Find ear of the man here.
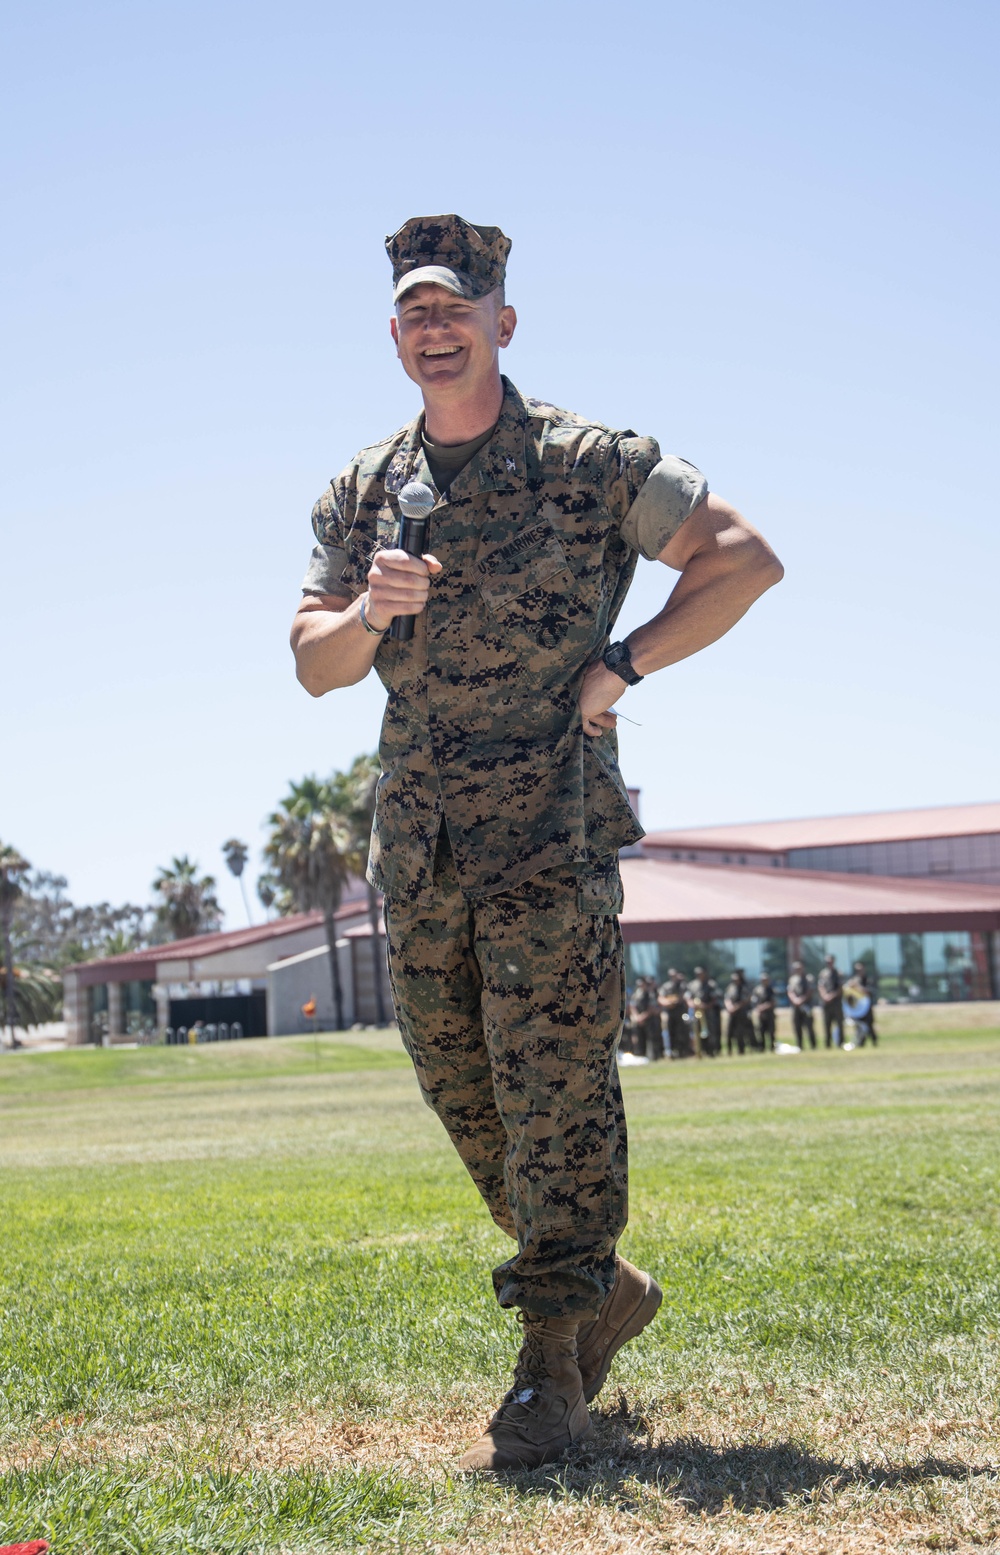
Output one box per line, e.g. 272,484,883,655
498,305,517,349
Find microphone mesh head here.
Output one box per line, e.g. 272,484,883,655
398,481,436,518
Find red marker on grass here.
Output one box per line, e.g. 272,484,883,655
0,1541,49,1553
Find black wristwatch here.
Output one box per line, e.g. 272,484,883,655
603,640,644,686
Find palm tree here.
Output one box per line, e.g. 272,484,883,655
331,753,388,1025
2,964,62,1030
222,838,254,926
263,777,354,1030
0,842,30,1048
101,929,138,958
152,857,223,942
256,873,278,917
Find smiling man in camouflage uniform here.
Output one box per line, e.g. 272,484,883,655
291,215,783,1470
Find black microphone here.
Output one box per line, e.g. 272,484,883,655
389,481,436,642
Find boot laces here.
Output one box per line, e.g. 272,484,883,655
489,1316,550,1427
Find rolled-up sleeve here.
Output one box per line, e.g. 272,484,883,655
301,485,353,600
619,455,709,559
602,432,662,526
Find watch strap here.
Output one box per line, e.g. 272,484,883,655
603,640,644,686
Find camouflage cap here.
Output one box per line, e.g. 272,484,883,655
386,214,511,304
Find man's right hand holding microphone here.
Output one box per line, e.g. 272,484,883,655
361,479,441,640
362,547,443,636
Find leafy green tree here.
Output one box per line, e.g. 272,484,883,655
222,838,254,926
9,870,73,966
263,777,354,1030
101,929,139,958
75,905,149,960
13,872,148,967
152,857,222,942
1,866,149,1034
0,842,30,1047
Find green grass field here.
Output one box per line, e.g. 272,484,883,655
1,1010,999,1553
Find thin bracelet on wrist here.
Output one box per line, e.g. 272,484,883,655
359,593,387,637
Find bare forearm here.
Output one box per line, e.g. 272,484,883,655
290,547,443,698
577,497,782,734
628,540,783,677
292,595,381,696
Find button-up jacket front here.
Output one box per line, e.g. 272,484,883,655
313,379,668,903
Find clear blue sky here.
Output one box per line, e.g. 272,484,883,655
3,0,997,927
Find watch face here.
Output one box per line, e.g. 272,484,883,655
604,641,641,685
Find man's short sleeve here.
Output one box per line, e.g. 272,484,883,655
602,433,662,528
620,455,709,560
301,485,354,600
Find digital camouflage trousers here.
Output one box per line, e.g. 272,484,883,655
384,831,628,1318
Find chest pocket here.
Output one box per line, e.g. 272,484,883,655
478,533,575,652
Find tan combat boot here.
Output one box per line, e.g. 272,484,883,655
458,1314,593,1471
575,1255,662,1403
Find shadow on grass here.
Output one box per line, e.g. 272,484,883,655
496,1397,993,1514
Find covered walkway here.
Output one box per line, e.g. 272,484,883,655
619,857,1000,1000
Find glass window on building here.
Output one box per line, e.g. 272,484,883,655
922,931,974,1001
872,934,901,975
629,930,995,1004
123,980,157,1038
733,939,765,981
627,943,660,980
801,930,991,1002
761,938,789,992
627,939,768,989
822,935,852,974
88,983,108,1043
846,935,877,983
785,833,1000,884
800,939,825,976
899,934,925,998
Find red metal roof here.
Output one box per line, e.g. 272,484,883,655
643,800,1000,854
65,900,371,985
618,857,1000,941
63,854,1000,987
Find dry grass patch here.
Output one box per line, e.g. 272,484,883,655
5,1390,999,1552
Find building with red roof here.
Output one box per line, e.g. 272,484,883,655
630,800,1000,999
62,800,1000,1043
642,800,1000,883
61,898,390,1045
